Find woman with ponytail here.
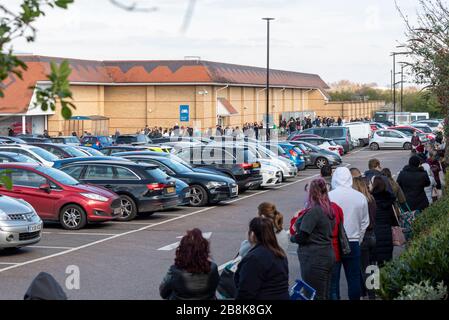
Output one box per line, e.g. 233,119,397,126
159,228,219,300
257,202,290,253
294,178,337,300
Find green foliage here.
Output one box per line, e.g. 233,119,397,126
395,281,447,300
403,90,443,118
411,196,449,238
329,87,391,102
379,203,449,300
0,172,12,190
0,0,74,119
34,60,76,119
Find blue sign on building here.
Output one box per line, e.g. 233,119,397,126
180,105,190,122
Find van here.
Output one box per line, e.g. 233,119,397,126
301,127,352,153
344,122,372,147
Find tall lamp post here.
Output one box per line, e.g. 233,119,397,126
263,17,274,141
391,51,409,125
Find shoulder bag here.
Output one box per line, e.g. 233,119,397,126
392,205,406,246
338,221,351,256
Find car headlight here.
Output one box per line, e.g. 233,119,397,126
0,209,10,221
80,193,108,202
206,181,227,189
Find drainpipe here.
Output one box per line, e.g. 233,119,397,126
215,85,229,126
256,88,267,123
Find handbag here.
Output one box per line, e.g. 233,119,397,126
392,206,406,246
216,255,241,299
398,203,418,234
338,221,351,256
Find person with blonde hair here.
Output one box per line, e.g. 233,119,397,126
257,202,289,252
352,177,377,299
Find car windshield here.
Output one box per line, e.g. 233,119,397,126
82,148,103,156
36,166,80,185
30,147,60,161
145,167,170,181
169,154,191,167
60,146,87,157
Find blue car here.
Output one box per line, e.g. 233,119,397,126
278,143,306,170
53,156,130,169
80,136,113,150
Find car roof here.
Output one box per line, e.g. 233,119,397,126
0,144,36,149
60,159,158,168
116,151,168,157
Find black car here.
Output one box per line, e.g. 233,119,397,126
50,136,81,145
175,145,263,191
288,141,342,169
115,134,153,145
60,160,179,221
30,143,87,159
16,135,52,143
0,152,38,163
101,146,149,156
122,154,238,206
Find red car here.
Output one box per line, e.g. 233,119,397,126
0,164,121,230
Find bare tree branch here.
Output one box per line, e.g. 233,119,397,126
109,0,158,12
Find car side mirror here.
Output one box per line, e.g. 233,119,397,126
39,183,51,193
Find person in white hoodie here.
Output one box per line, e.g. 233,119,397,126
421,163,437,204
329,167,370,300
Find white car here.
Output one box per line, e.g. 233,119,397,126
0,145,60,167
369,129,412,151
412,120,443,133
345,122,372,147
259,163,282,187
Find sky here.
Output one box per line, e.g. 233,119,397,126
8,0,422,87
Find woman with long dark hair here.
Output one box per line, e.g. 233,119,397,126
235,217,289,300
295,178,336,300
159,228,219,300
370,176,398,266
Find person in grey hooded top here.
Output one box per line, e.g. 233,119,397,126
329,167,369,301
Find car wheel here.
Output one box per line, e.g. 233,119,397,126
315,157,328,169
404,142,412,150
189,185,208,207
60,204,87,230
370,143,380,151
117,195,138,221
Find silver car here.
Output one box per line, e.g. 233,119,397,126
369,129,412,151
0,196,43,249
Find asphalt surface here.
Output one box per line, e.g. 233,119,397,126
0,148,410,300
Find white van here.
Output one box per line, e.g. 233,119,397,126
344,122,372,147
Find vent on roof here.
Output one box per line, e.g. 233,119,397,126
184,56,201,63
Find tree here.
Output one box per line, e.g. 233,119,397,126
397,0,449,162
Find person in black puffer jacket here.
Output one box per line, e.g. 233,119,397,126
397,156,431,212
159,228,219,300
370,176,398,266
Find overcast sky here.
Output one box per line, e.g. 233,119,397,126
10,0,421,87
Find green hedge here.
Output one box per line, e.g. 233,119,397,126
379,207,449,300
411,196,449,239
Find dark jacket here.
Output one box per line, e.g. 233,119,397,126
24,272,67,300
364,169,394,195
159,263,219,300
372,191,397,266
235,244,289,300
397,165,431,211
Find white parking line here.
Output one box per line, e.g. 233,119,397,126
43,232,120,236
29,246,75,250
0,262,19,265
0,173,322,274
105,221,157,226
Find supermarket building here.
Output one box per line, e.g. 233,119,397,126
0,55,384,136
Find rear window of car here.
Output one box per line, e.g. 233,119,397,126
116,136,138,144
99,136,112,144
324,129,344,138
144,167,171,181
60,146,86,158
81,137,97,144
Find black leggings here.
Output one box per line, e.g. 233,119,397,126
298,247,335,300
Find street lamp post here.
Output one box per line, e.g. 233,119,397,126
391,51,410,126
263,17,274,141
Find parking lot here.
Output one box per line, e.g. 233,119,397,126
0,148,410,299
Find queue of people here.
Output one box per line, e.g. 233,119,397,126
157,149,440,301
